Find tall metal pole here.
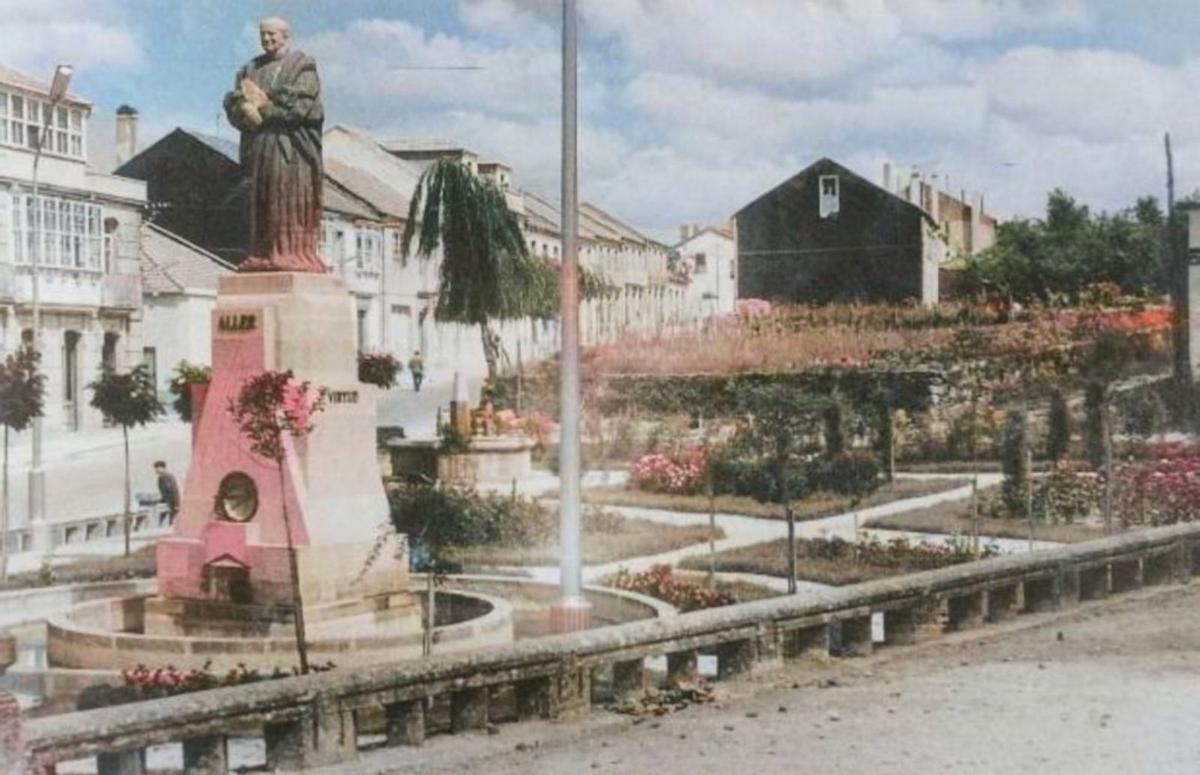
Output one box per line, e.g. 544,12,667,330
28,110,49,537
27,66,71,546
551,0,591,632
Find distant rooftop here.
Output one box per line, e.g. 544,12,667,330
0,64,91,106
382,138,476,155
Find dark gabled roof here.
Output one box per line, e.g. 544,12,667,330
178,129,240,164
735,157,936,228
115,127,241,177
140,222,235,294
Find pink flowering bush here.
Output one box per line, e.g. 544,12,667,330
735,298,772,318
629,447,708,495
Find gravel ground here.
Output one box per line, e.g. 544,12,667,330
325,583,1200,775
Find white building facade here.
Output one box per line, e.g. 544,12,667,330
0,66,146,432
674,224,737,318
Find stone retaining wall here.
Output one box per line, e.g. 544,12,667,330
19,522,1200,773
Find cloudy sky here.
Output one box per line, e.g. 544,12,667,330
4,0,1200,241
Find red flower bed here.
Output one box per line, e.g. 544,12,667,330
1115,454,1200,526
612,564,735,612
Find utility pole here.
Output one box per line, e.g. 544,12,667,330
28,65,73,548
1166,133,1188,382
551,0,591,632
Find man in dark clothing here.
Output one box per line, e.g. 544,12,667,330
155,461,181,519
408,350,425,392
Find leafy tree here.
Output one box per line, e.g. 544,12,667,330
1045,390,1071,468
88,365,164,556
1000,409,1030,518
401,159,613,380
0,346,45,580
1083,381,1107,471
734,384,831,594
168,361,211,423
822,391,848,456
230,370,326,674
965,189,1166,301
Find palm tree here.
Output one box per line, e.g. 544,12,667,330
401,159,611,380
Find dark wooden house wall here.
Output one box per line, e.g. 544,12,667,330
116,132,247,264
736,160,926,304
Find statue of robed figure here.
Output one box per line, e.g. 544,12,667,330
223,17,326,273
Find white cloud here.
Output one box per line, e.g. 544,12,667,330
980,47,1200,142
0,0,142,73
303,17,570,120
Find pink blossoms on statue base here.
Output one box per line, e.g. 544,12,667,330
223,16,326,273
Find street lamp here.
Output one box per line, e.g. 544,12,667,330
550,0,591,632
28,63,73,539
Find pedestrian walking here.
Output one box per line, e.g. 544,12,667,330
154,460,181,520
408,350,425,392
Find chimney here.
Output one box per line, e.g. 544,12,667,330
115,105,138,167
882,162,892,192
680,225,690,243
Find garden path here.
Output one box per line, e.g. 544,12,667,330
496,472,1063,592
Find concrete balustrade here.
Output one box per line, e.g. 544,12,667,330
17,523,1200,773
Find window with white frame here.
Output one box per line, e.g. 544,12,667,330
818,175,840,219
0,91,86,159
693,252,708,274
9,193,103,270
319,220,346,268
355,228,383,273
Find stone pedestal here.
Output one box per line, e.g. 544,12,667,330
151,273,417,645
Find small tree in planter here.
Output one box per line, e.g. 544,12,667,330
735,384,830,594
0,346,45,580
168,361,212,422
230,370,326,674
358,352,402,389
88,365,164,556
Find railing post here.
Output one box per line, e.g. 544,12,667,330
182,735,228,774
265,699,357,770
514,677,554,721
883,600,938,646
947,591,986,630
553,662,592,718
450,687,489,733
97,749,146,775
666,650,699,687
1078,565,1110,600
986,584,1021,620
783,623,831,661
384,699,426,746
1110,558,1143,594
610,659,645,703
837,616,873,657
716,638,755,680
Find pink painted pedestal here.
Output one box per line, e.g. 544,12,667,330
148,273,418,640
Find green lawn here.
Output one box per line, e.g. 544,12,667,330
457,516,723,568
581,477,969,521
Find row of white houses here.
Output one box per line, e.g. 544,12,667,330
0,64,735,433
